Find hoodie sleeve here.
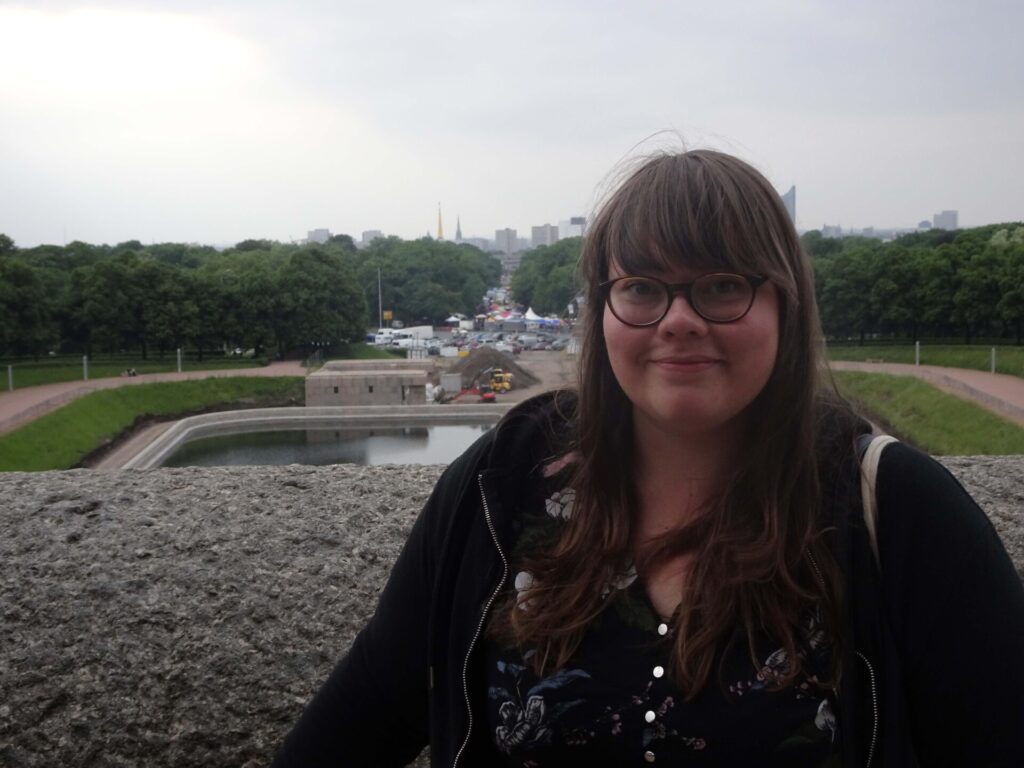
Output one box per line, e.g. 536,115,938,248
874,443,1024,768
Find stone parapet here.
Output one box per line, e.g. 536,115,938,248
1,457,1022,767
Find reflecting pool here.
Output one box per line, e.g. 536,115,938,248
162,424,495,467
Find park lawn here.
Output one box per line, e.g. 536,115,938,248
826,344,1024,378
833,371,1024,455
2,356,271,389
0,377,303,472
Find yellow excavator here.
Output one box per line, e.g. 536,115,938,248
446,367,513,403
488,368,513,393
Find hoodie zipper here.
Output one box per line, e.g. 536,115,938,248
806,551,880,768
856,651,879,768
452,474,509,768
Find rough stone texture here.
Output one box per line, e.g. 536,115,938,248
1,458,1022,767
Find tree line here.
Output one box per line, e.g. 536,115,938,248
4,221,1022,361
0,233,501,359
508,224,1024,344
808,224,1024,344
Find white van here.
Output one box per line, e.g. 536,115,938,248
373,328,395,346
390,331,415,348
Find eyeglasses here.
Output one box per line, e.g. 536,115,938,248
600,273,768,326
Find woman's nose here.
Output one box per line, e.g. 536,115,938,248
657,293,710,336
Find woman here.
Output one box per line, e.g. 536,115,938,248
273,150,1024,767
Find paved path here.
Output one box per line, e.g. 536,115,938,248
0,361,308,436
830,361,1024,427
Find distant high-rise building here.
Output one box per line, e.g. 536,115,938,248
495,228,518,255
437,203,444,240
361,230,383,247
781,186,796,224
559,216,585,239
531,224,559,248
307,228,331,244
933,210,958,230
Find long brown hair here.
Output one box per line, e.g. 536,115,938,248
503,149,857,696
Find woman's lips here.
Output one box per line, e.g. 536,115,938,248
649,356,721,375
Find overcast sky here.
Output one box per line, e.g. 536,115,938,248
1,0,1021,248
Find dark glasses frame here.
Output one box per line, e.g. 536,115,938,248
599,273,769,326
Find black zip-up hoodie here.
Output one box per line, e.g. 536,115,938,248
272,392,1024,767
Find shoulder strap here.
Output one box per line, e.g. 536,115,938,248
858,434,899,571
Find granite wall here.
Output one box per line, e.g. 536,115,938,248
1,457,1022,767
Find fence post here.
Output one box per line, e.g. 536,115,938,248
991,347,996,374
83,355,89,381
7,365,12,392
177,347,183,373
914,340,920,366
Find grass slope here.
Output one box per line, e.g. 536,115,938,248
0,377,303,472
833,371,1024,455
827,344,1024,378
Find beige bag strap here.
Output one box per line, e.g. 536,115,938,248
860,435,899,571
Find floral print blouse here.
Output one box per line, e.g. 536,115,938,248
484,473,840,767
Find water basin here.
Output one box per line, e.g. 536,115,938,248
162,424,494,467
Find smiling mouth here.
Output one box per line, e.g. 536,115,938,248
651,356,721,366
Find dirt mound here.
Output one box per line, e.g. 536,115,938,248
446,347,540,390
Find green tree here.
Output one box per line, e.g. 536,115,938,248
68,258,134,355
274,248,367,353
995,241,1024,344
0,258,55,357
354,238,499,325
815,243,882,341
144,264,199,354
801,230,842,259
0,233,16,258
952,246,1003,343
511,238,581,314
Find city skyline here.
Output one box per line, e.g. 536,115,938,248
1,0,1022,248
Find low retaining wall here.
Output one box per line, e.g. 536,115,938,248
2,458,1022,767
123,405,508,469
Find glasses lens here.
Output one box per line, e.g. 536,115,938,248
691,274,753,321
608,277,666,325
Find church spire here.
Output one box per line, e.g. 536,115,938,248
455,216,462,241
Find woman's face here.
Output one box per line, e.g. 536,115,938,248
602,260,780,441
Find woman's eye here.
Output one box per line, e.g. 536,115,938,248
707,277,743,295
622,280,657,296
